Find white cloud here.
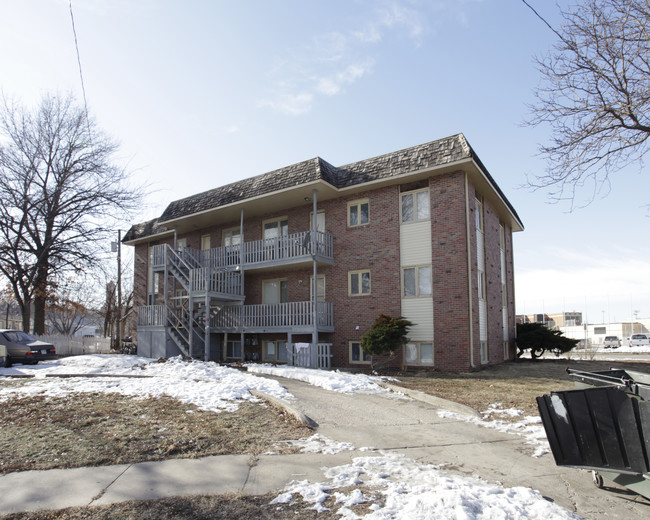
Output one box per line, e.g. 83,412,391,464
258,91,314,116
259,0,485,115
314,62,373,96
259,1,427,115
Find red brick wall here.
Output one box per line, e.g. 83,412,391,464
325,185,402,368
129,170,518,371
430,171,472,371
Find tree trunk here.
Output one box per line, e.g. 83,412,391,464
21,301,30,332
32,259,49,335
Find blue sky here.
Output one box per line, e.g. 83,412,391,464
1,0,648,324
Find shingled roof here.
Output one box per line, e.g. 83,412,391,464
125,133,520,242
158,157,339,223
122,218,171,243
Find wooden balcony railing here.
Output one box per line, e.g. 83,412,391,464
189,268,242,296
137,305,167,327
137,301,334,331
152,230,333,273
211,301,334,330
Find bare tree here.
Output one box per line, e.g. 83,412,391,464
522,0,650,204
0,93,143,334
46,277,99,336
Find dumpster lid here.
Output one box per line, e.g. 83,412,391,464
567,368,650,401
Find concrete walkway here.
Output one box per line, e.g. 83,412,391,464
0,451,360,515
1,376,649,518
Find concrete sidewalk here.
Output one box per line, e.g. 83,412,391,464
0,451,359,516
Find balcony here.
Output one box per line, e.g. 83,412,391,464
152,230,334,273
138,305,166,327
137,301,334,334
211,301,334,334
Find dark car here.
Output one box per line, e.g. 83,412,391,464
0,329,57,367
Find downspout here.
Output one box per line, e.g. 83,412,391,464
240,208,245,361
204,290,209,361
464,173,475,369
311,189,318,368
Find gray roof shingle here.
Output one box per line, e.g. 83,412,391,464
125,133,520,242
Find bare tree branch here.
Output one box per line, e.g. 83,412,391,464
0,93,145,333
522,0,650,206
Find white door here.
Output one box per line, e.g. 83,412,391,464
263,280,288,304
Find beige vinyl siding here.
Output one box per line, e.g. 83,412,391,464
402,298,434,340
400,197,433,345
400,220,431,265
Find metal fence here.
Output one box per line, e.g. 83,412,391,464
36,335,113,356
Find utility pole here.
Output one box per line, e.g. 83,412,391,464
112,231,123,349
117,229,122,349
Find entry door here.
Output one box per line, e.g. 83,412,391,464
263,280,288,304
310,211,325,232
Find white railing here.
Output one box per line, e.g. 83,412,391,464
138,305,167,327
244,230,333,265
317,343,332,369
36,335,112,356
290,342,332,369
189,268,242,296
211,301,333,330
154,231,333,273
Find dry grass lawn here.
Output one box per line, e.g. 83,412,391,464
0,392,312,475
390,358,650,421
2,358,649,519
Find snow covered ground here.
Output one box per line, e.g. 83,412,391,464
0,355,580,519
0,355,291,412
272,452,581,519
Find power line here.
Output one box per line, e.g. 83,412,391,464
68,0,92,140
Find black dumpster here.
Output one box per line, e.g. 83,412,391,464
537,368,650,499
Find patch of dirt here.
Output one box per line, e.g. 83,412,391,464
0,492,344,520
390,359,650,420
0,392,312,474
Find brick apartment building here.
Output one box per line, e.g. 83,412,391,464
124,134,523,371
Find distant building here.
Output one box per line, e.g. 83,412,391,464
562,321,649,346
516,312,582,328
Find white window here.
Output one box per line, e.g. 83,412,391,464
348,270,371,296
226,340,242,359
402,266,432,297
223,228,241,247
201,235,211,250
500,223,509,359
404,342,434,366
478,271,487,300
401,189,430,223
476,195,487,362
263,279,288,304
263,217,288,239
348,199,369,227
475,196,484,231
350,341,371,364
147,246,158,305
264,341,288,362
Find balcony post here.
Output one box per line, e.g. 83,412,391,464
311,188,318,368
240,208,245,301
204,291,210,361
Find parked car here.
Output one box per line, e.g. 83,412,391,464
603,336,621,348
0,329,57,367
629,333,650,347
